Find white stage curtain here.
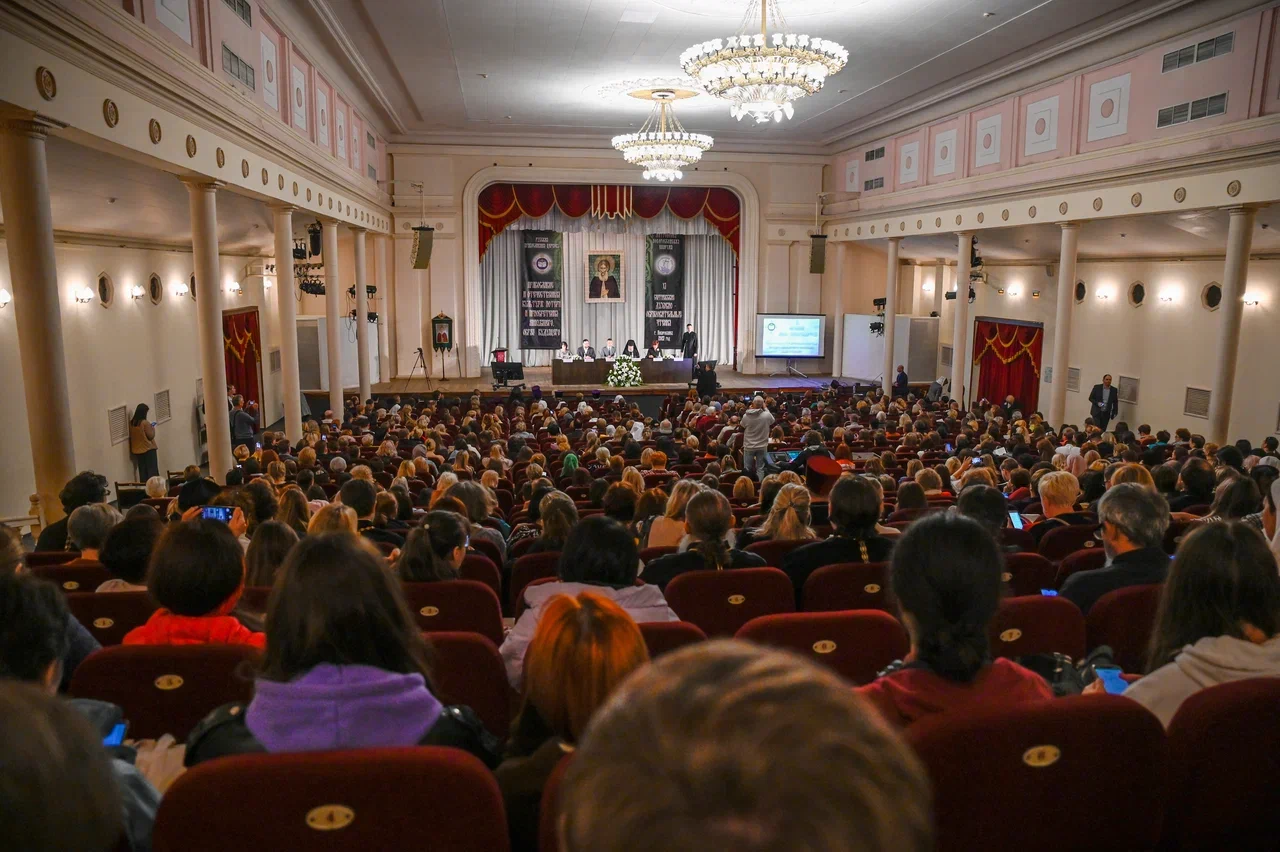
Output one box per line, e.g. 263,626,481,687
479,214,735,368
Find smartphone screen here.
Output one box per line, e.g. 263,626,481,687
1040,589,1058,596
201,506,235,523
945,443,953,453
1008,511,1024,530
1095,666,1129,695
103,722,127,746
255,442,262,450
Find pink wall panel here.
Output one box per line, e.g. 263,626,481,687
255,17,285,120
287,48,313,141
925,116,966,185
350,111,365,174
140,0,205,65
857,138,895,198
968,98,1015,176
314,74,334,155
209,0,256,88
893,128,926,191
1015,78,1075,167
333,96,350,164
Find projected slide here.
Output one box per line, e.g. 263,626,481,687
757,314,826,358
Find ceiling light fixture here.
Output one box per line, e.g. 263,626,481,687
172,280,189,298
74,286,94,304
128,283,146,300
680,0,847,124
611,90,713,182
1243,292,1262,306
0,288,10,308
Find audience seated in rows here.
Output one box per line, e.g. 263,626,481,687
1058,484,1169,615
643,490,765,590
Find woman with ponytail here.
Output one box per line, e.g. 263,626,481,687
642,490,764,591
738,483,816,550
394,511,470,583
856,513,1052,728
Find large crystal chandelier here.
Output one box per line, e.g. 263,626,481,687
611,91,714,182
681,0,847,124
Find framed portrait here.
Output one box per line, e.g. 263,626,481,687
431,313,453,352
586,252,624,303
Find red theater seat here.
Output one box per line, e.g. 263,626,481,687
665,567,795,637
426,631,512,738
800,562,892,613
153,747,509,852
1001,553,1057,598
31,561,110,593
402,581,504,645
1086,584,1162,673
736,610,908,685
988,595,1086,661
510,552,561,611
65,591,159,646
1037,523,1102,562
744,538,809,568
638,620,707,659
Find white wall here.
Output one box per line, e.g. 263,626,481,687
0,240,281,518
920,257,1280,442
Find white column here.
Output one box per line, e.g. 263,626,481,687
322,220,344,420
1047,223,1080,429
950,233,972,404
352,228,371,403
0,113,76,520
270,205,303,442
932,260,945,317
376,234,392,381
182,179,233,482
827,241,848,379
882,237,901,391
1206,207,1256,444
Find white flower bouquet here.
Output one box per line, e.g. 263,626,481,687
606,356,643,388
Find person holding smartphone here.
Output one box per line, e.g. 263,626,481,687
128,403,159,481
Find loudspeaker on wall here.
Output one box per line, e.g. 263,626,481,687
809,234,827,274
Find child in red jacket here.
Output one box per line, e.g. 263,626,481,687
124,518,264,648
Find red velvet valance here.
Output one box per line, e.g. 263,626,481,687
972,320,1043,414
478,183,741,258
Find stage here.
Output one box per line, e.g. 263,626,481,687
365,367,853,397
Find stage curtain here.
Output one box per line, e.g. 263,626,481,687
223,310,262,407
478,183,740,259
972,320,1042,413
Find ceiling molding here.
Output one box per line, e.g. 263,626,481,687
386,130,829,158
303,0,408,134
387,141,829,165
0,226,271,256
819,0,1262,153
912,252,1280,266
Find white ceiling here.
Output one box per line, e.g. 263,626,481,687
324,0,1164,146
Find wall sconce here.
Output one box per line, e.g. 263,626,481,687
74,286,94,303
172,280,189,297
128,283,146,300
1009,287,1021,297
921,281,934,293
1031,290,1040,299
0,289,10,308
263,277,273,290
226,280,242,296
1096,290,1111,301
997,288,1005,295
1243,293,1261,306
1158,288,1177,303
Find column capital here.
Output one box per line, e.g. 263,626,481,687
178,176,226,192
318,216,344,228
1222,205,1259,217
267,202,299,214
886,235,904,243
0,108,67,139
349,225,368,234
1058,221,1081,231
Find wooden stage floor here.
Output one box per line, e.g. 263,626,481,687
368,367,850,397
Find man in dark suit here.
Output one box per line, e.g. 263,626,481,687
892,365,908,398
680,324,698,360
1088,374,1119,433
1059,484,1169,615
577,338,596,359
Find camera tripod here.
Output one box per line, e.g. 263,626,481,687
403,347,432,392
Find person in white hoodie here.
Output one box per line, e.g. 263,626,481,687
502,515,678,689
1121,521,1280,727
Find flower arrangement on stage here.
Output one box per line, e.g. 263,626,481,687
606,356,643,388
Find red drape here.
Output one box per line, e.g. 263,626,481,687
972,320,1043,414
223,310,262,408
477,183,740,259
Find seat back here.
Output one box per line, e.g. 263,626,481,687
1164,678,1280,849
69,644,258,740
744,538,809,567
510,552,562,611
999,528,1037,553
538,753,573,852
458,554,502,602
800,562,892,613
65,592,159,646
1053,548,1107,588
664,567,795,637
425,631,512,739
31,561,111,593
1086,583,1162,673
989,596,1086,660
907,696,1167,852
1162,520,1195,555
25,550,80,568
637,621,708,659
402,581,504,645
638,546,678,563
153,747,510,852
469,537,503,568
1001,553,1057,598
1037,523,1102,562
736,610,908,686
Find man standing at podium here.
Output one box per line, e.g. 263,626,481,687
680,323,698,360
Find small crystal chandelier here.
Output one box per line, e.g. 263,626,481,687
611,91,714,182
681,0,847,124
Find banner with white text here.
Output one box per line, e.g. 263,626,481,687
644,234,684,349
520,230,563,349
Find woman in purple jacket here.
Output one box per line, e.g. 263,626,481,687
184,534,499,766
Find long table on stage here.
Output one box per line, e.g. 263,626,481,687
551,358,693,385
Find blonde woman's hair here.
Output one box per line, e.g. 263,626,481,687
777,470,803,487
350,465,374,482
1110,463,1155,491
397,460,417,480
664,479,702,520
732,476,756,501
307,503,358,535
757,483,816,542
1038,470,1081,509
622,467,645,495
145,476,168,499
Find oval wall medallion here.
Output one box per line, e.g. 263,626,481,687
307,189,313,202
935,217,942,227
955,215,962,225
328,198,334,210
36,66,57,100
278,174,285,190
1130,192,1142,208
419,606,439,617
977,212,985,224
843,227,849,236
870,225,876,234
1001,209,1009,221
102,99,119,127
261,167,269,185
1059,202,1068,215
241,159,250,179
1093,197,1103,212
216,147,225,168
1227,180,1241,198
1173,187,1186,203
899,221,905,232
293,181,299,196
916,220,923,229
148,119,162,144
856,227,862,235
777,228,785,237
185,135,197,158
1028,205,1037,218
